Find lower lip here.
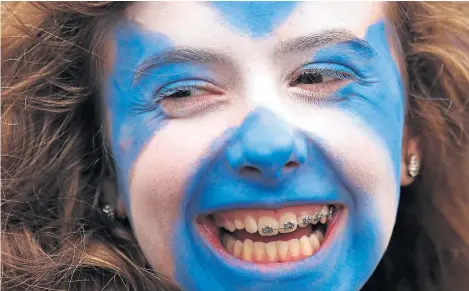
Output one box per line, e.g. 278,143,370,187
193,207,345,276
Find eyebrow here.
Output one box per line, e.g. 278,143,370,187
132,29,376,83
273,29,377,59
133,48,234,83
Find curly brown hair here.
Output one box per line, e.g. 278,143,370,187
1,2,179,290
2,2,469,291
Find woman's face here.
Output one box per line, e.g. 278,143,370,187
104,2,406,290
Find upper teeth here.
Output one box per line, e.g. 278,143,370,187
261,207,333,235
217,205,334,236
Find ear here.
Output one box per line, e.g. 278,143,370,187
400,127,421,186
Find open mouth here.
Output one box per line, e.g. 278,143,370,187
196,204,342,264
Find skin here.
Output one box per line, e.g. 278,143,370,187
103,2,419,290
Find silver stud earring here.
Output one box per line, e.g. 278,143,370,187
408,154,420,178
102,204,115,220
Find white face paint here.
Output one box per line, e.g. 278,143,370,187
104,2,405,291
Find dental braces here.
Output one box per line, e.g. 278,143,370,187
261,206,334,234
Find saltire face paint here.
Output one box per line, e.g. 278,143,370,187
104,2,405,291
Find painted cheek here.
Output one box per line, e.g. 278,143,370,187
128,105,247,279
314,20,405,182
106,22,226,213
105,22,174,213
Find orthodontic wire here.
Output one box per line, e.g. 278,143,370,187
261,206,334,234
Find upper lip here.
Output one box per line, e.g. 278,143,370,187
187,174,352,219
190,199,347,220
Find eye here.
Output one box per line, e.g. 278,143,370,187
155,81,227,118
160,86,207,99
294,71,335,85
289,67,355,101
167,89,192,98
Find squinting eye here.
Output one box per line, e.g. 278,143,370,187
295,72,335,85
291,69,352,86
289,68,354,101
155,83,227,118
160,86,207,99
168,89,192,98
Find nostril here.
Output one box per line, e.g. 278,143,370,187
239,165,262,176
284,161,300,169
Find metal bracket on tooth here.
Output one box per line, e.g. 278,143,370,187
301,207,334,225
283,221,295,230
262,225,274,234
261,206,334,234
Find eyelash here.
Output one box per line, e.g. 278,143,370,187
151,81,226,118
156,85,206,100
292,67,353,81
288,67,355,101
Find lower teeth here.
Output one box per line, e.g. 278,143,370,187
222,227,326,263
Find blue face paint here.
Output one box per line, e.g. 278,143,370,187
210,2,298,37
316,22,404,181
105,22,170,215
106,22,223,215
105,10,404,291
175,20,405,291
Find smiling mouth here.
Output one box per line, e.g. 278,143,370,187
196,204,342,264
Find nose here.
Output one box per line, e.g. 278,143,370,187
225,108,307,183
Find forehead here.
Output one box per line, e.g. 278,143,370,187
125,2,383,47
